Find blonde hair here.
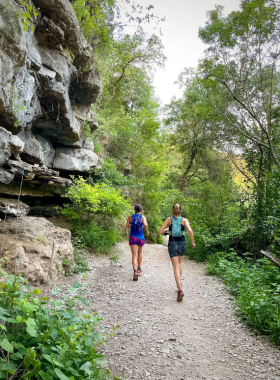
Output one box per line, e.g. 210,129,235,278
172,203,182,217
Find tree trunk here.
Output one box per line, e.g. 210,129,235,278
180,150,196,191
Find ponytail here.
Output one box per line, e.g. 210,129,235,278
172,203,181,217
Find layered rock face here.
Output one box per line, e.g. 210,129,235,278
0,0,102,281
0,197,30,218
0,0,101,195
0,217,74,283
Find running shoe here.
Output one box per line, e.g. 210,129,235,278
133,271,138,281
136,268,142,275
177,290,184,302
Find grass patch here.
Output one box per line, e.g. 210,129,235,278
74,222,119,254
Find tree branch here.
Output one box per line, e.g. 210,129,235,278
261,250,280,270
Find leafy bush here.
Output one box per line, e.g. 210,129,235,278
0,276,110,380
206,251,280,344
60,177,131,224
73,238,89,274
74,223,119,254
58,178,131,255
89,159,129,188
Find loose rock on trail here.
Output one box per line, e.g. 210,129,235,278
66,242,280,380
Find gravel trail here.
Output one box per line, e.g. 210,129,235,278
69,242,280,380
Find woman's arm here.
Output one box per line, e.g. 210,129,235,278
142,216,149,236
159,218,171,235
126,215,132,229
183,218,196,248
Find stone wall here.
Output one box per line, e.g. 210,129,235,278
0,0,101,195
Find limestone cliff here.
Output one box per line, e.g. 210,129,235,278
0,0,101,196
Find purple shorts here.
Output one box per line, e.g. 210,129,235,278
129,236,145,246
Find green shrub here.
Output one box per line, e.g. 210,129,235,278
58,177,131,255
0,276,110,380
89,159,129,188
73,238,89,273
59,177,131,224
75,222,119,254
206,251,280,344
62,258,72,277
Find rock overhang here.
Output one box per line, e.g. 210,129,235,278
0,0,102,193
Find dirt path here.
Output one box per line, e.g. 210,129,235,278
69,242,280,380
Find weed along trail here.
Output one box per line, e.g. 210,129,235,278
75,242,280,380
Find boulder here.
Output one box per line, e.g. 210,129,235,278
0,197,29,218
0,169,14,185
18,129,55,166
0,217,74,283
10,135,25,155
0,126,25,167
53,147,98,171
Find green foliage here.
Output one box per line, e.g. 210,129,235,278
110,253,119,264
89,159,129,188
72,0,114,48
206,251,280,345
83,120,94,141
74,222,119,254
59,177,131,223
73,238,90,274
247,170,280,258
72,0,164,51
92,33,166,239
62,258,72,277
59,178,130,254
0,276,109,379
19,0,38,32
5,0,38,32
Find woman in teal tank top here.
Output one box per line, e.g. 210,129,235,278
159,204,196,302
126,204,149,281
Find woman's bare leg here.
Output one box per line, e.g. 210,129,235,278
130,245,138,271
178,255,183,288
137,245,143,269
171,256,182,291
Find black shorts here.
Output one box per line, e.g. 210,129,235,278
168,239,187,258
